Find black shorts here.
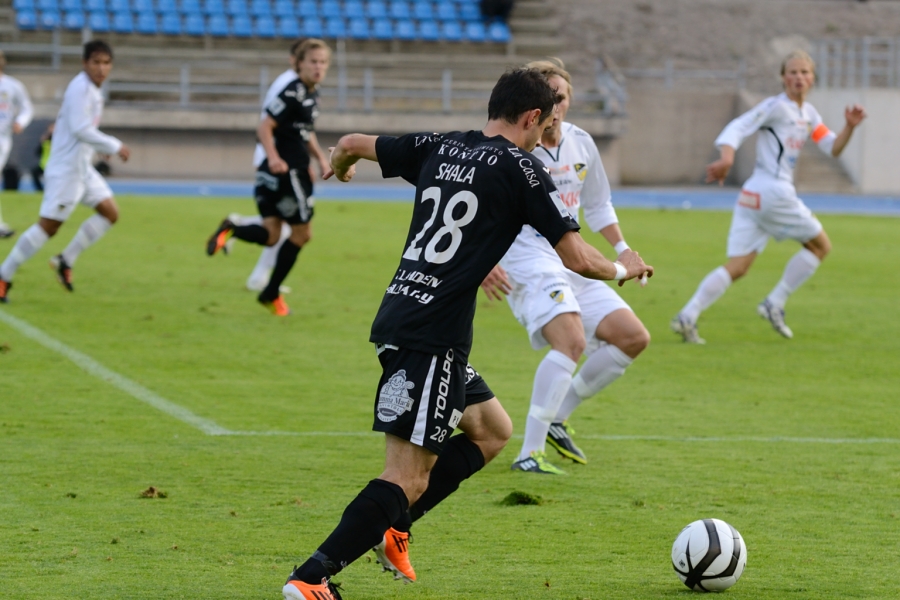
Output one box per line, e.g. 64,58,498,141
373,345,495,454
254,162,314,225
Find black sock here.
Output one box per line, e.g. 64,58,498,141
294,479,408,584
409,434,485,523
392,510,413,533
259,240,300,302
231,224,269,245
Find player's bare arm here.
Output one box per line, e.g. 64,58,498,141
705,144,735,185
599,222,627,251
328,133,378,182
117,144,130,162
480,264,511,301
831,104,867,157
308,132,329,178
257,115,287,174
554,230,652,286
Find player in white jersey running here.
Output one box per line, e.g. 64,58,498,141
480,60,651,474
671,50,866,343
0,50,34,238
226,40,329,293
0,41,130,303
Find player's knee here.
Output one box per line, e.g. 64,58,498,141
293,228,311,246
552,337,585,362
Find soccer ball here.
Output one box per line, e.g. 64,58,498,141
671,518,747,592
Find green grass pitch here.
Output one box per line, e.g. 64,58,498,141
0,191,898,599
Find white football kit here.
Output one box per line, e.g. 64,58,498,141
40,71,121,222
717,92,837,257
500,122,630,351
252,68,298,168
0,73,34,167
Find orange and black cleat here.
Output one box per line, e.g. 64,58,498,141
282,573,342,600
205,219,234,256
49,254,74,292
260,295,291,317
0,279,10,303
373,527,416,583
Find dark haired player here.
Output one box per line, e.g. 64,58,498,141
281,68,652,600
0,40,129,302
206,39,331,316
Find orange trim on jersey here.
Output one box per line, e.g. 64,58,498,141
811,123,831,143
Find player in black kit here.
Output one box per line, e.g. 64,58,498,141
281,68,652,600
205,39,330,316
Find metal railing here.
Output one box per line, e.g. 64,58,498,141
816,37,900,88
622,59,747,89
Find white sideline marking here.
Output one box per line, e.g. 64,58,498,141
0,308,233,436
3,310,898,445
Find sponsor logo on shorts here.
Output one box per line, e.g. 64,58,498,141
256,171,279,191
433,349,454,421
376,369,416,422
465,364,477,384
550,290,565,303
276,195,299,217
448,408,463,429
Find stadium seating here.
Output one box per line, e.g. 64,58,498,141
276,15,299,36
88,9,110,30
295,0,316,18
250,0,271,16
372,17,392,40
39,10,61,28
388,0,409,20
463,20,484,42
61,0,82,11
319,0,340,18
136,11,158,33
203,0,224,15
16,9,37,29
183,11,204,33
111,10,133,32
133,0,154,12
208,13,229,35
13,0,35,10
301,15,323,36
226,0,247,16
441,19,461,41
324,16,345,37
157,0,177,11
63,9,85,28
348,17,369,39
108,0,128,11
343,0,363,18
161,11,182,33
365,0,387,19
37,0,59,11
394,18,415,40
418,18,438,41
180,0,201,14
411,1,432,20
231,13,252,35
255,15,276,37
487,21,509,42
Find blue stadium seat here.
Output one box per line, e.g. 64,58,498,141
394,18,414,40
435,2,456,21
37,0,59,11
160,11,182,33
86,0,105,10
136,11,158,32
486,20,508,42
208,12,228,33
16,10,38,29
347,16,368,39
250,0,270,16
13,0,36,10
231,13,251,35
203,0,224,14
319,0,340,18
109,0,128,11
459,2,478,21
324,16,344,37
226,0,247,14
371,17,391,39
276,15,298,36
38,10,61,28
343,0,362,17
180,0,201,13
411,1,431,20
88,9,110,29
388,0,408,19
294,0,314,17
440,20,460,41
157,0,177,11
183,11,205,33
300,15,322,36
463,20,483,41
255,14,275,36
418,18,438,40
133,0,153,11
63,10,85,28
365,0,386,19
111,11,134,32
61,0,82,11
274,0,294,18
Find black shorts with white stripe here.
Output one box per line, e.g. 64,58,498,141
254,161,314,225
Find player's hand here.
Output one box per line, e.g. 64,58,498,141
845,104,867,128
615,249,653,287
268,156,288,174
480,264,511,301
12,123,22,135
705,158,732,185
118,145,131,162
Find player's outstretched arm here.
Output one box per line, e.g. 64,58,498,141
554,231,652,287
328,134,379,182
831,104,867,157
705,145,735,185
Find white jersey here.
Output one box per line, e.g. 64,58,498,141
0,74,33,138
501,122,616,269
715,92,837,187
45,71,121,179
253,68,298,167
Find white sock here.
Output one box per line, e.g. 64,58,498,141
228,214,263,226
61,214,112,266
248,223,290,286
767,248,821,308
681,266,732,322
0,223,49,281
518,350,577,461
556,343,633,422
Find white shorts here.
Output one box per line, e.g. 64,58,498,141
505,265,631,353
726,178,822,257
0,135,11,169
39,167,113,222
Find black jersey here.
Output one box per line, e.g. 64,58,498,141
263,78,319,170
371,130,580,362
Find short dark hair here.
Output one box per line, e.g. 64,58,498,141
83,40,113,61
488,68,561,125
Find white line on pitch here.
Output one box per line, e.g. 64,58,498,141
0,308,233,436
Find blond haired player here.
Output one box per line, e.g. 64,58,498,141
671,50,866,343
481,59,651,474
0,50,34,238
